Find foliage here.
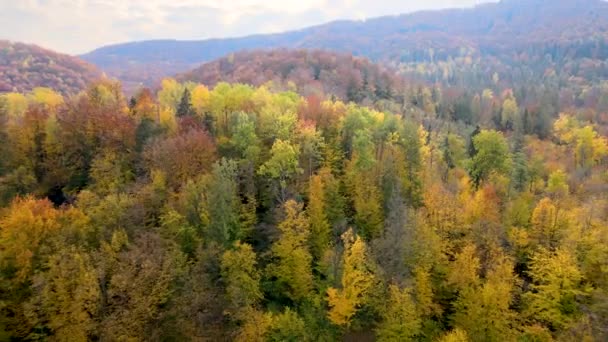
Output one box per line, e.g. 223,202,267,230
0,76,606,341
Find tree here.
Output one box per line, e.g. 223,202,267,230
190,84,210,117
176,88,195,117
501,93,519,130
266,200,313,302
452,253,517,341
524,248,585,331
0,197,61,282
89,150,133,195
258,139,302,202
468,130,511,188
220,242,262,315
376,285,421,341
437,329,469,342
447,244,480,291
327,228,376,326
145,129,217,188
547,169,569,196
99,234,187,340
205,159,242,246
267,308,309,342
308,170,332,261
31,248,100,342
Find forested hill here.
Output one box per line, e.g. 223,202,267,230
177,49,405,105
81,0,608,88
0,41,102,95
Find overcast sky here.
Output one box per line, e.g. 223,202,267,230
0,0,495,55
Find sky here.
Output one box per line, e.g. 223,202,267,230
0,0,495,55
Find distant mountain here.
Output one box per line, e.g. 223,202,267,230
82,0,608,89
177,49,406,104
0,41,102,95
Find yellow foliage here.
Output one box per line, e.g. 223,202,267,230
158,107,177,134
236,309,273,342
191,84,210,116
437,328,470,342
29,87,63,109
327,228,375,326
447,244,480,291
0,197,60,282
3,92,28,119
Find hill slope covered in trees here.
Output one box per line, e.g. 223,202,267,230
81,0,608,89
177,49,406,106
0,41,102,95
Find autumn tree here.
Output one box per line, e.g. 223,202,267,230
308,169,332,261
376,285,421,341
145,128,217,188
468,129,511,188
204,159,242,246
30,248,100,342
327,228,376,327
220,242,262,316
524,248,586,331
266,200,314,302
258,139,302,202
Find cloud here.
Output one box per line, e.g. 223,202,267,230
0,0,495,55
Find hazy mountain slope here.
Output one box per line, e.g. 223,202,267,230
0,41,102,95
81,0,608,88
177,49,405,104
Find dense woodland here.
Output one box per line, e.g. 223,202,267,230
0,61,607,341
0,41,102,95
0,1,608,340
177,49,403,106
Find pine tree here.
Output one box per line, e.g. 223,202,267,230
176,88,194,117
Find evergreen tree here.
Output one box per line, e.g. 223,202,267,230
176,88,195,117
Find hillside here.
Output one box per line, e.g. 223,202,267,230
81,0,608,88
0,41,102,95
177,49,405,105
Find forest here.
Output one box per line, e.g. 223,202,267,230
0,65,607,341
0,41,101,95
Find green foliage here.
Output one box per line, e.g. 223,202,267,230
205,158,242,246
221,242,262,315
523,248,586,330
176,88,195,117
469,129,511,187
376,285,421,341
258,139,302,201
267,308,310,342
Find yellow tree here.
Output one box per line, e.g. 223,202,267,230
530,198,568,250
523,248,585,331
327,228,376,326
307,169,332,261
452,252,517,341
376,285,421,341
191,84,210,117
447,244,480,292
0,197,61,282
501,93,519,130
31,248,100,342
266,200,313,302
220,242,262,316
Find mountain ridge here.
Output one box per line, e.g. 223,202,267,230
1,40,102,95
80,0,608,89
